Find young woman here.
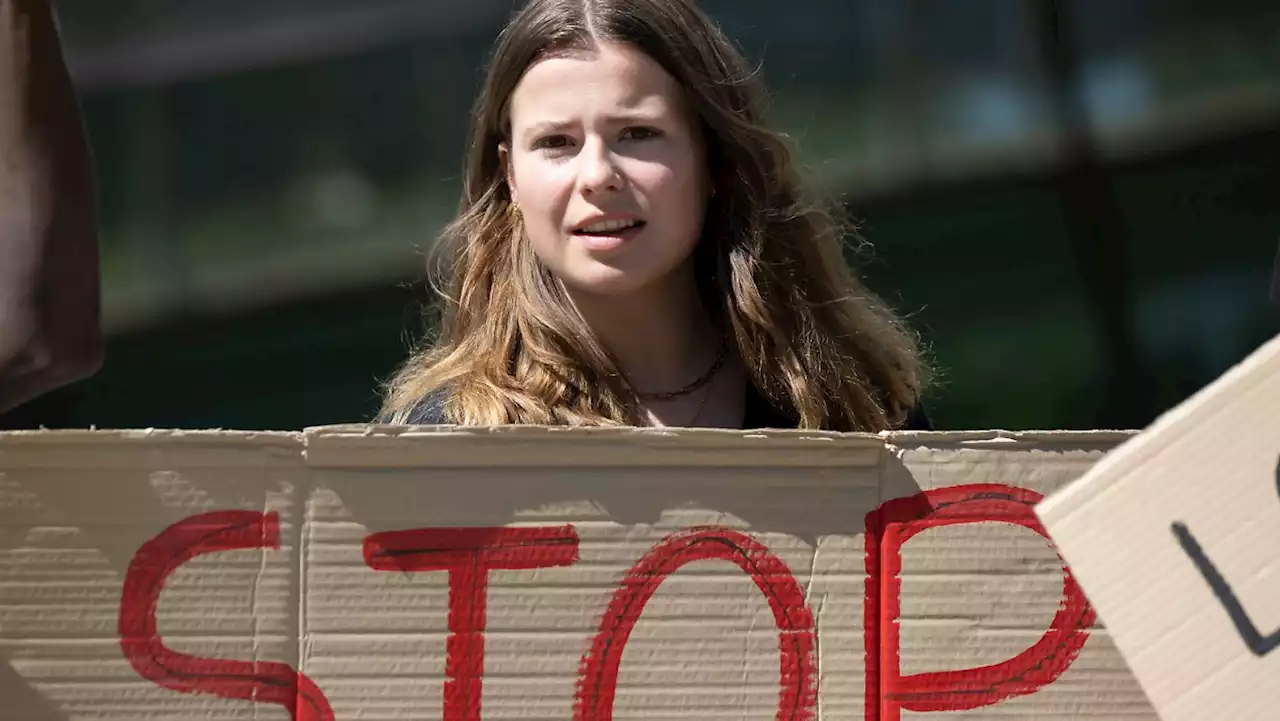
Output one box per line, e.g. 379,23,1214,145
379,0,933,432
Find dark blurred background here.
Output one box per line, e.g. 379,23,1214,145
3,0,1278,432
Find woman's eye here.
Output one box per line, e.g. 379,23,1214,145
533,135,573,152
621,126,661,141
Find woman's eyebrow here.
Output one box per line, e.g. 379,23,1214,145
521,119,575,141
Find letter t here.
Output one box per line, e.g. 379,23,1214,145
363,525,580,720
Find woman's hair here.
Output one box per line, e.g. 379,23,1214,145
379,0,928,431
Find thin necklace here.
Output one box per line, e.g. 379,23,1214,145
631,337,729,401
643,373,715,428
685,381,714,427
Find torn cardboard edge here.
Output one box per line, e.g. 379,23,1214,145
0,425,1139,444
0,427,1142,468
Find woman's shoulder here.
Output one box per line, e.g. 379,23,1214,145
403,387,451,425
901,401,934,431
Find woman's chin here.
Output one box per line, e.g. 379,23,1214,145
559,264,662,298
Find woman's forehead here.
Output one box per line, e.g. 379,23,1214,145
508,43,686,127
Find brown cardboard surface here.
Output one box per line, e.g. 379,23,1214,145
0,426,1159,720
0,430,304,721
1037,333,1280,721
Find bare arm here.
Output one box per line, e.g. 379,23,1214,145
0,0,101,413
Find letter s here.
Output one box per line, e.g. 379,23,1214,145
119,510,333,721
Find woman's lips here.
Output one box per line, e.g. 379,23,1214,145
573,221,646,251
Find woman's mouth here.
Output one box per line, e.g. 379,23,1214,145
575,218,643,234
572,219,646,251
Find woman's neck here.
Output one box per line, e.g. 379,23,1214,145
567,271,721,395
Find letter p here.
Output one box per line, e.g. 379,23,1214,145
865,484,1096,721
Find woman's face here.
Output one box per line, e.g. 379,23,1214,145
503,41,709,298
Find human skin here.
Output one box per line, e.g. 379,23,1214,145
0,0,102,413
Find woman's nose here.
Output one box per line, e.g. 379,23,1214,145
577,139,624,194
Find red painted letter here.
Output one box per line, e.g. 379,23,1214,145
865,484,1095,721
119,510,333,721
574,527,817,721
363,524,580,721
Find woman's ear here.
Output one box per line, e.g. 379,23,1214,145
498,142,518,205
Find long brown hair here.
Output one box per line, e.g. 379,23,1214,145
379,0,928,431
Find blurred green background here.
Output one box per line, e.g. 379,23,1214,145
4,0,1278,431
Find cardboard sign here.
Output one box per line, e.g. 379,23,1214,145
1037,333,1280,721
0,426,1158,720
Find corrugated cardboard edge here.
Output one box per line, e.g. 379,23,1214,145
301,423,887,468
0,428,304,468
302,427,1142,469
1035,333,1280,523
883,429,1137,450
0,427,1149,468
0,428,302,442
307,422,858,441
